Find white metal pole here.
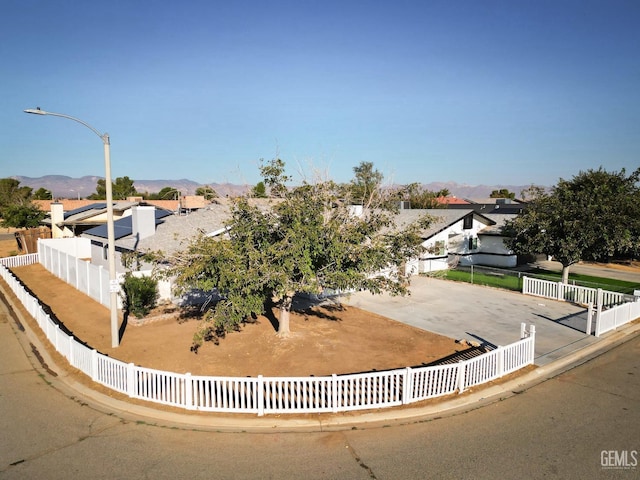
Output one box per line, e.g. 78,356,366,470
103,137,120,347
24,108,120,347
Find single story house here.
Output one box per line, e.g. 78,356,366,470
398,208,517,274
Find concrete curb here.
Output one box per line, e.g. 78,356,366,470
3,279,640,433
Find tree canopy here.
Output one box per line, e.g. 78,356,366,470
195,186,218,200
88,176,137,200
0,178,32,210
0,204,45,228
400,183,451,209
0,178,45,228
146,187,179,200
504,167,640,282
350,161,383,206
160,161,431,349
490,188,515,199
32,187,53,200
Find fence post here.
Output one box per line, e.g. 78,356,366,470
586,302,593,335
402,367,412,405
595,302,602,337
457,362,466,394
91,349,99,381
98,265,105,306
185,372,193,410
332,374,339,413
597,288,603,310
257,375,264,417
497,346,504,377
68,335,74,365
54,323,60,351
520,322,526,339
557,282,563,302
528,325,536,364
127,363,135,397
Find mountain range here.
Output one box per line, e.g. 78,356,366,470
11,175,536,201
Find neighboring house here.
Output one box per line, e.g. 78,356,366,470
397,208,517,274
80,206,174,273
40,201,140,238
449,197,527,215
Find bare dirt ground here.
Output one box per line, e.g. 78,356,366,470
8,262,463,378
0,233,21,257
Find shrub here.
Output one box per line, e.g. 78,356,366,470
122,274,158,318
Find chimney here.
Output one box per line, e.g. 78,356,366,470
50,202,64,238
131,206,156,241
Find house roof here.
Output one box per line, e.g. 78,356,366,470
82,208,174,241
435,196,470,205
40,201,139,227
117,198,274,254
479,213,518,235
395,209,495,239
34,199,96,212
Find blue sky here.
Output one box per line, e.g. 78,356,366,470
2,0,639,187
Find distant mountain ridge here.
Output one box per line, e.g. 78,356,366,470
11,175,535,200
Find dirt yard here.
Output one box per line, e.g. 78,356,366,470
7,262,464,378
0,233,21,257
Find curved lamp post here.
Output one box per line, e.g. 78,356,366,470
24,108,120,348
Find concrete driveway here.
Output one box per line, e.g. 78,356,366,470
344,275,601,366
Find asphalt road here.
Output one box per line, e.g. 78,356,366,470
2,293,639,479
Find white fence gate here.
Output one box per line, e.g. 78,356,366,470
522,276,639,337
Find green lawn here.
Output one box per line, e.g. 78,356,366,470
432,267,640,295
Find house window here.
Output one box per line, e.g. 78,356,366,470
463,215,473,230
434,240,445,256
468,237,478,251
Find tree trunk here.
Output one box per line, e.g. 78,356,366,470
277,293,293,337
561,264,570,284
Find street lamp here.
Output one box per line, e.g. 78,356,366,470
24,107,120,348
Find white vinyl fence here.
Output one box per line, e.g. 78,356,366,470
522,276,639,337
595,300,640,337
522,276,628,308
38,240,122,309
1,260,536,416
0,253,39,268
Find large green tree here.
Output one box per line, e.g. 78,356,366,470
162,161,431,349
88,176,138,200
504,167,640,283
0,178,33,210
0,178,45,228
1,204,45,228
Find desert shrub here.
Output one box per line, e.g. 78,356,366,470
122,274,158,318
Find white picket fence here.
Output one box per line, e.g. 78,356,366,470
595,300,640,337
522,276,639,337
0,253,40,268
1,259,536,416
522,276,628,308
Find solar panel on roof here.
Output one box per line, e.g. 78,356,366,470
63,203,107,220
